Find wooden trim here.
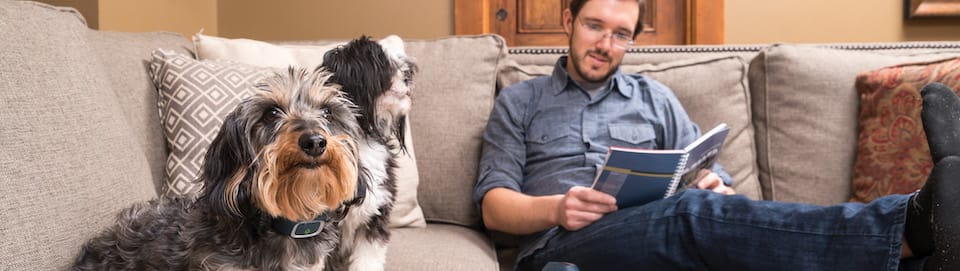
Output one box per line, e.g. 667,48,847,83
687,0,724,44
457,0,725,45
454,0,489,35
905,0,960,19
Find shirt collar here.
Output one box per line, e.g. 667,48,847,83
550,56,632,98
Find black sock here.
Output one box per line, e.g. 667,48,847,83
905,181,934,257
906,82,960,259
904,156,960,269
920,82,960,161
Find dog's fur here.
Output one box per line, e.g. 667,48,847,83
72,69,362,270
319,36,417,271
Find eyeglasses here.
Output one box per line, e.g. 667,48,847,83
577,18,635,49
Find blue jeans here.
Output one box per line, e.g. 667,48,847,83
518,189,915,271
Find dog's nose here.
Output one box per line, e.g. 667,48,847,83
298,133,326,157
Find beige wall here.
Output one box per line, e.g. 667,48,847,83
98,0,218,38
58,0,960,44
726,0,960,44
217,0,452,41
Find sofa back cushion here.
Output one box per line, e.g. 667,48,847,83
0,2,159,269
748,44,960,205
498,52,763,200
405,35,507,226
87,31,192,194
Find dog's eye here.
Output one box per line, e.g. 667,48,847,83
320,108,330,119
263,107,282,122
403,70,414,86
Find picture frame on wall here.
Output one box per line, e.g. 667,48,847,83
905,0,960,19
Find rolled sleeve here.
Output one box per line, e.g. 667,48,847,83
474,82,535,208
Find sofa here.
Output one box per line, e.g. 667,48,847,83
4,1,960,270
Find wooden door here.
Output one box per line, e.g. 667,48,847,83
455,0,724,46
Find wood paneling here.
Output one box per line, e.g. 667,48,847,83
455,0,725,46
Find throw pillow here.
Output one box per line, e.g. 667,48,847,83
192,34,426,228
850,57,960,203
149,49,273,196
497,55,763,201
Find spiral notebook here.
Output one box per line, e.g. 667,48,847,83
590,123,730,209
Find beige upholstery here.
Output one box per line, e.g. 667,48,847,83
387,224,499,270
0,2,159,269
404,35,507,227
7,1,960,270
87,31,193,194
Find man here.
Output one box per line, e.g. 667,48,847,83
473,0,959,270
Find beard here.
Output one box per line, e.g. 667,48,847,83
568,29,621,84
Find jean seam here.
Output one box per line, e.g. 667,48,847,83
885,198,908,271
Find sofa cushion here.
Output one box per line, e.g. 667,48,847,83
149,50,274,196
87,31,193,195
498,55,763,200
0,1,157,269
748,44,960,205
850,57,960,203
387,224,499,271
403,35,507,227
193,34,426,228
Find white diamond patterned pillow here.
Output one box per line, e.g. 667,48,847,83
149,49,273,197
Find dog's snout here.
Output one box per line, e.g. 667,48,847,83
298,133,327,157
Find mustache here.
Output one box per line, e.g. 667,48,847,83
586,49,611,61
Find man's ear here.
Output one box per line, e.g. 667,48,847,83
562,9,573,36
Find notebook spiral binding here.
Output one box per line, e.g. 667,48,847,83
664,154,689,198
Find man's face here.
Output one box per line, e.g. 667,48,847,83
564,0,639,84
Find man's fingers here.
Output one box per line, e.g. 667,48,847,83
571,186,617,206
719,186,737,195
564,190,617,213
696,172,721,190
562,210,604,231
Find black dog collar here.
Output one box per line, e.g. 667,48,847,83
271,179,367,238
273,213,328,238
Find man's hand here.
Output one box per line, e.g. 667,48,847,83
695,169,736,195
556,186,618,231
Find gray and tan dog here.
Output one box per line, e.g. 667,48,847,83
72,68,363,270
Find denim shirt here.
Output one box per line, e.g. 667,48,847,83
474,56,732,254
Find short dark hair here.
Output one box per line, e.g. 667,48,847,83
569,0,645,37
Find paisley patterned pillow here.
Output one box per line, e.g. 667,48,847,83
851,57,960,202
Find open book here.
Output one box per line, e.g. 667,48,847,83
590,123,730,209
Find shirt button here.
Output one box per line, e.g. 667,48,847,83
541,135,548,141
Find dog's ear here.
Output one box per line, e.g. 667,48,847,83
197,108,255,218
377,35,406,60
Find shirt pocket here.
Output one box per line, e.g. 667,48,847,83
525,121,578,158
608,123,656,147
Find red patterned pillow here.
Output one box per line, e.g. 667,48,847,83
851,57,960,203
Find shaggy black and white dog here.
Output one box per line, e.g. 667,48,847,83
72,69,363,270
319,35,417,270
